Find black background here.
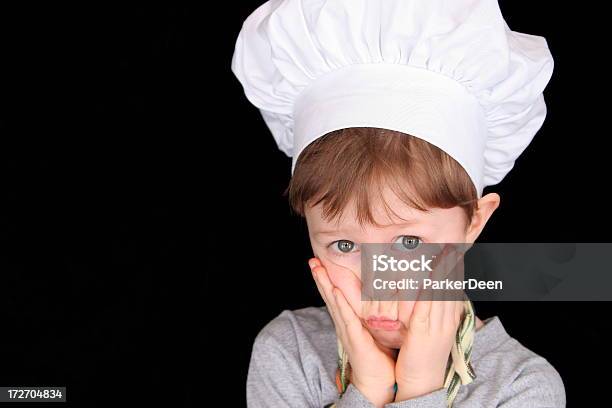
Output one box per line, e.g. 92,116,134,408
1,2,610,407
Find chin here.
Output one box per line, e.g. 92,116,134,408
372,331,405,349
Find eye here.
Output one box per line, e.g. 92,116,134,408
331,239,358,254
392,235,421,251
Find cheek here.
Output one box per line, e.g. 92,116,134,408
321,260,363,315
327,267,358,291
325,254,361,277
319,253,360,283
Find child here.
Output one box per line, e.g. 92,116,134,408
231,0,564,407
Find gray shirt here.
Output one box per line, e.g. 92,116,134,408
246,306,566,407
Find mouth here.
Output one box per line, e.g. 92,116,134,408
365,316,401,331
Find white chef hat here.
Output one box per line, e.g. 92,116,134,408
231,0,554,197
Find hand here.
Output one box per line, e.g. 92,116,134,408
394,245,465,402
309,257,397,408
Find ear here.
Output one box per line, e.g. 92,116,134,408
465,193,500,243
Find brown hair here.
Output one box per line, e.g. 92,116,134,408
284,127,478,228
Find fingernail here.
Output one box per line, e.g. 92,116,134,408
308,259,316,269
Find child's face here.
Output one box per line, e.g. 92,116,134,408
305,185,496,349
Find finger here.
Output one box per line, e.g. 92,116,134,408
308,257,321,269
430,243,448,279
309,258,354,338
427,246,447,324
411,273,432,328
312,263,350,340
320,256,363,305
434,244,453,280
434,245,455,326
450,300,462,331
334,262,363,305
313,262,336,305
310,261,342,327
311,270,351,350
310,261,331,306
442,279,456,332
310,258,367,350
312,258,354,320
443,247,463,329
445,249,463,332
312,265,337,314
454,297,465,328
333,286,369,346
430,265,444,331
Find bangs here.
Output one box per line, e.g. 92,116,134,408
286,127,478,227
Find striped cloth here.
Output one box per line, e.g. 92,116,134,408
330,299,477,407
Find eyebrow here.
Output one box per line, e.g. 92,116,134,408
313,220,420,237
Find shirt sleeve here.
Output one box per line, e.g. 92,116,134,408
246,326,318,407
496,357,566,408
338,356,566,408
336,383,447,408
385,388,448,408
334,384,376,407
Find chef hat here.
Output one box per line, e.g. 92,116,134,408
231,0,554,197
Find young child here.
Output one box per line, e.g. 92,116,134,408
231,1,564,407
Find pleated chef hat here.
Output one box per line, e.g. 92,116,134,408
231,0,554,197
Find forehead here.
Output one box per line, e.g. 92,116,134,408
306,184,427,229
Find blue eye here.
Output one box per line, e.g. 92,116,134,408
333,240,357,254
392,235,421,251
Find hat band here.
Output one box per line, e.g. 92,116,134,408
292,63,487,196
